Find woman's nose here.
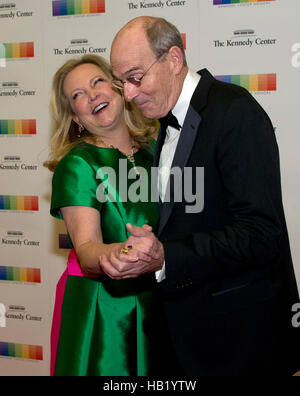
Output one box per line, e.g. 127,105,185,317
88,89,98,102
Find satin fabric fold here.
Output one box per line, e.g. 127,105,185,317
53,254,158,376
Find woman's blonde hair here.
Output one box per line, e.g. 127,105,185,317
44,54,158,171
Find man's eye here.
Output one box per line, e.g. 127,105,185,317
128,76,141,83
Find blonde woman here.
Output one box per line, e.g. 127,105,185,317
45,55,172,376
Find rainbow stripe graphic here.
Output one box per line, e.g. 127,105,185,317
214,0,275,4
214,73,276,92
0,44,5,67
0,266,41,283
0,42,34,59
52,0,105,16
59,234,72,249
0,120,37,135
0,342,43,360
0,196,39,211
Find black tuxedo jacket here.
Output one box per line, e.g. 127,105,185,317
154,69,300,376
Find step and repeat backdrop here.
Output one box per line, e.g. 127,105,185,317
0,0,299,376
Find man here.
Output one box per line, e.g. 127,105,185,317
105,16,300,375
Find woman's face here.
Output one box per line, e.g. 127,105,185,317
63,63,125,134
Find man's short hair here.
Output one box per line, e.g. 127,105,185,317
143,17,187,66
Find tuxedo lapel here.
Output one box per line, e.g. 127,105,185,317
153,126,167,168
157,69,215,237
152,126,167,211
171,106,202,171
158,107,202,236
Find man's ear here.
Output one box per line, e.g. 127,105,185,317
168,46,184,74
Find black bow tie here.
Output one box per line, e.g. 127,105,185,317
159,111,181,131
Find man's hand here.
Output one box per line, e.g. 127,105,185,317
99,223,164,279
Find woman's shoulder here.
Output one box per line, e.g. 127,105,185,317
66,141,94,158
54,143,94,175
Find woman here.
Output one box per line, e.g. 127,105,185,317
45,55,169,376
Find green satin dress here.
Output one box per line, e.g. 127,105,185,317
51,141,169,376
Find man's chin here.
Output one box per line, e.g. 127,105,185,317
137,105,162,120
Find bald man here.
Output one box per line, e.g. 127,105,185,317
108,16,300,376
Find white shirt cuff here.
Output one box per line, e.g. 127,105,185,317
155,262,166,282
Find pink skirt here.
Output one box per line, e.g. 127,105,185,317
50,249,97,376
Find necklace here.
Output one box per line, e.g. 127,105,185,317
97,137,141,178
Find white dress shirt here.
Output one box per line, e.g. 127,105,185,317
156,69,201,282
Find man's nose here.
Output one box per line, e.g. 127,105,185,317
123,83,139,102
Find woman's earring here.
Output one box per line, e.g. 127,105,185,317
77,124,84,138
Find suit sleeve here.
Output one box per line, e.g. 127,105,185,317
162,95,284,292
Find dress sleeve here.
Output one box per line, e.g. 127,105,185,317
50,153,101,219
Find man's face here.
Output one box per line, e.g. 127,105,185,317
111,30,175,119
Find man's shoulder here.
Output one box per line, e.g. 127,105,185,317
195,68,251,104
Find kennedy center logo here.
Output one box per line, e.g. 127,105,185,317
0,81,37,99
0,156,38,172
53,38,106,56
52,0,105,16
128,1,188,10
2,230,40,247
0,3,34,19
213,29,277,49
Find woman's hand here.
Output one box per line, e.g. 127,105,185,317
98,242,138,279
99,224,164,279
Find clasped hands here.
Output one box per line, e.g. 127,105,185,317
99,223,164,280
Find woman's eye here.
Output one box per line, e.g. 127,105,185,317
72,92,79,100
94,78,104,86
72,91,83,100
